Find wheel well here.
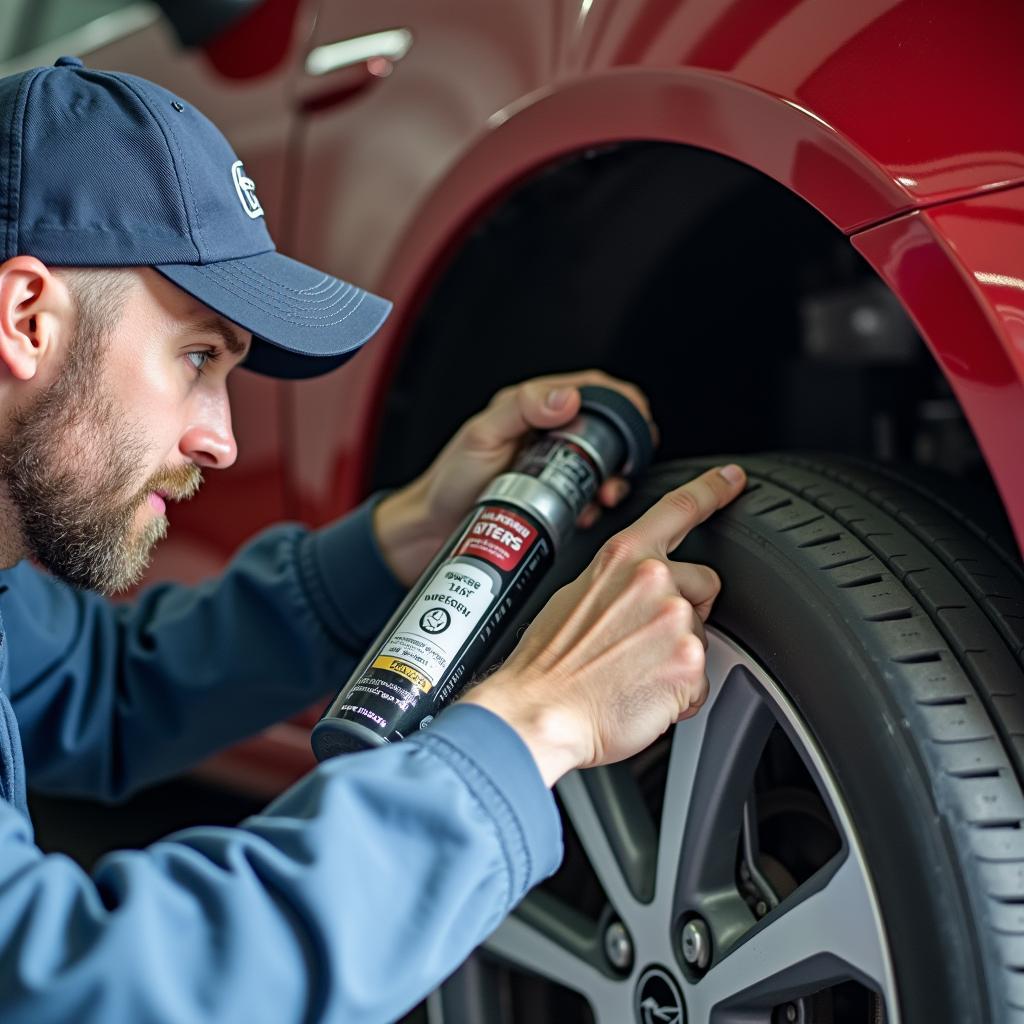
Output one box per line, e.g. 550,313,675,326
371,142,1008,536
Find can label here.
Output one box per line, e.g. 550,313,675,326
454,506,537,570
329,503,553,741
372,558,497,694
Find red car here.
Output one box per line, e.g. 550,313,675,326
8,2,1024,1022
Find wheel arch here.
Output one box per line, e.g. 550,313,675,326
346,69,1022,551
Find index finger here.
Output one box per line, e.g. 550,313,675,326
623,465,747,554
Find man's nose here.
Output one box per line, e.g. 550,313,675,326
178,397,238,470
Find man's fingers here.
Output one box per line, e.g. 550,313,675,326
623,465,747,554
459,384,560,453
576,502,601,529
690,609,707,650
676,675,710,721
463,371,655,453
534,368,653,423
598,477,630,507
667,561,721,622
576,478,632,530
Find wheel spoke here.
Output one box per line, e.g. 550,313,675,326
483,897,624,1009
654,637,745,902
657,657,776,933
425,989,444,1024
426,956,503,1024
590,994,640,1024
654,699,712,905
456,630,897,1024
557,765,657,912
692,853,891,1018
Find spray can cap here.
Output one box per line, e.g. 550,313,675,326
577,385,655,476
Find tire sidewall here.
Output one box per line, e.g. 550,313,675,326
679,513,988,1024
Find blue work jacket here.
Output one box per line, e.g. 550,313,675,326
0,496,562,1022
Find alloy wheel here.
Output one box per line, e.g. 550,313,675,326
429,628,898,1023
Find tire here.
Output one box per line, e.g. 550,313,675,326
430,454,1024,1024
670,454,1024,1023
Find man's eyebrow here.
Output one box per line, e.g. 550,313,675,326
184,316,250,357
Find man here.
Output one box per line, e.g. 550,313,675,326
0,57,746,1021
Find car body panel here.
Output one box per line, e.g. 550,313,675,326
35,0,1024,789
852,187,1024,546
290,0,1024,541
588,0,1024,205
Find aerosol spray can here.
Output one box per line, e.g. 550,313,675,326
311,385,654,760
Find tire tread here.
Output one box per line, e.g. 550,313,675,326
645,454,1024,1020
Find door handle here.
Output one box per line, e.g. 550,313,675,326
298,28,412,112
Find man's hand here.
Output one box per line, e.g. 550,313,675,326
461,464,747,786
372,371,655,587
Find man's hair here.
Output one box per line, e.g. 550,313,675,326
53,267,133,349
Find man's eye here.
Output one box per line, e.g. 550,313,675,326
186,350,214,373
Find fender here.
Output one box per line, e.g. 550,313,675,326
331,66,1024,549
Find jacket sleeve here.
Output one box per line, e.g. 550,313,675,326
0,703,564,1023
3,495,408,800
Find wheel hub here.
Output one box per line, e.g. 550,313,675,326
634,966,686,1024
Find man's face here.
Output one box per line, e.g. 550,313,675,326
0,269,250,594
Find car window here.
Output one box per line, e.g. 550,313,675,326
0,0,143,63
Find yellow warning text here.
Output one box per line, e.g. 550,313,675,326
373,656,433,693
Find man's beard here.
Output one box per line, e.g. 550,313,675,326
0,315,202,595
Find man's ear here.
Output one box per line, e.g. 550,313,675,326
0,256,73,382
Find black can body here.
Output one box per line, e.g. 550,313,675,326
311,386,652,760
312,502,555,757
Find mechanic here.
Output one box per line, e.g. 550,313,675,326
0,58,746,1022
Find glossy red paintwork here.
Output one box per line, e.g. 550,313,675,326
290,0,1024,537
203,0,306,80
600,0,1024,204
71,0,1024,791
852,196,1024,544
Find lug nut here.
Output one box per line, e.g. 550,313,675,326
681,918,711,970
603,920,633,971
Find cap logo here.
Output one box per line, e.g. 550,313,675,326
231,160,264,219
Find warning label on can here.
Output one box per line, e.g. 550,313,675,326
370,655,433,693
455,505,538,571
375,559,498,692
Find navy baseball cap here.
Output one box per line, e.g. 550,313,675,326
0,55,392,379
